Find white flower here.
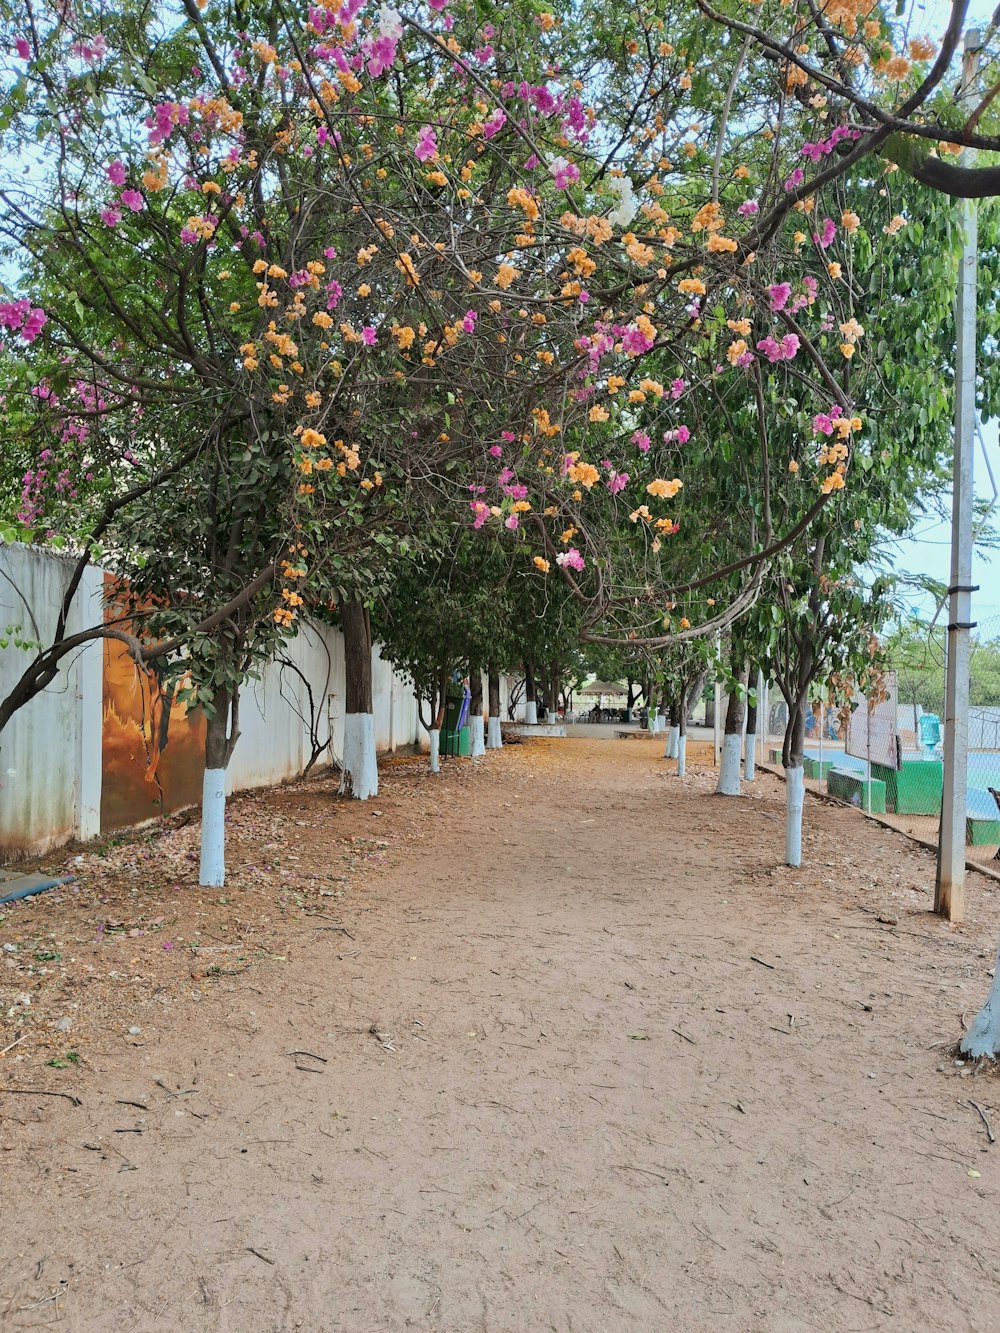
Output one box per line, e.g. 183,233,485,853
607,175,637,228
377,5,403,41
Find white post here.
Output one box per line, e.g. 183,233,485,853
429,728,441,773
936,32,981,925
717,731,742,795
677,733,687,776
199,768,227,887
487,716,503,749
785,766,804,867
666,724,679,759
470,714,486,757
342,712,378,799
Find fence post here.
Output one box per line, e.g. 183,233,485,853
936,29,983,924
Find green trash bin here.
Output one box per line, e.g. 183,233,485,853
442,684,472,756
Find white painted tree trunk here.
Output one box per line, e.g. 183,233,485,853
656,712,666,733
525,700,538,724
342,712,378,799
546,709,558,724
716,733,742,795
677,735,687,776
487,716,503,749
961,946,1000,1058
429,728,441,773
744,741,756,782
665,725,679,759
785,766,804,867
648,714,660,735
470,715,486,758
199,768,227,887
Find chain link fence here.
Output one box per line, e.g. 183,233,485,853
755,614,1000,872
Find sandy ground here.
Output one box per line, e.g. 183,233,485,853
2,735,1000,1332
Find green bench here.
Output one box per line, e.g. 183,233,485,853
828,767,886,813
871,759,943,815
803,755,834,780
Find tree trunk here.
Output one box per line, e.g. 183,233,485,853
744,691,758,782
429,667,447,773
199,686,236,888
469,661,485,757
677,701,687,777
487,666,503,749
961,941,1000,1058
545,660,559,724
716,674,747,796
341,599,378,800
665,698,679,758
523,658,538,724
784,694,807,867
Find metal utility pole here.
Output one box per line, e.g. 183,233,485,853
936,29,982,923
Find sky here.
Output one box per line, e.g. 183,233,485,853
880,0,1000,634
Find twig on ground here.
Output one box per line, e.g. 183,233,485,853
246,1247,275,1266
0,1034,26,1056
969,1100,996,1144
613,1164,671,1185
1,1087,81,1106
116,1099,148,1110
671,1028,696,1045
750,955,775,970
285,1050,328,1063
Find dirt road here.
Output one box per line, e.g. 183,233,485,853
2,736,999,1331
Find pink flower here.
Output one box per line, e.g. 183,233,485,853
737,199,759,216
415,125,438,162
470,500,490,529
676,424,690,444
813,412,835,436
325,279,343,310
361,325,377,345
606,471,629,494
622,323,654,356
813,217,837,249
556,547,585,572
670,377,686,400
22,307,47,342
631,430,651,452
106,160,127,186
504,514,520,530
461,309,478,333
15,37,30,59
550,156,580,190
488,444,503,457
783,167,804,192
482,109,506,139
767,282,791,312
120,189,144,212
101,207,121,228
780,333,800,359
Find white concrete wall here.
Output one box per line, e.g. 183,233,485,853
0,544,103,857
0,544,425,855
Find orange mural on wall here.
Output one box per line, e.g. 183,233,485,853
100,575,205,832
